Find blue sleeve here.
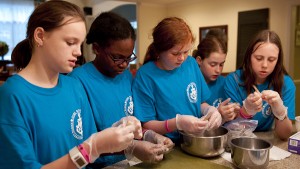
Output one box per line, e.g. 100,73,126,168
283,75,296,120
132,70,156,122
0,85,42,169
224,71,246,106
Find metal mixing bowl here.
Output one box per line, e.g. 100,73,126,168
230,137,272,169
179,126,228,157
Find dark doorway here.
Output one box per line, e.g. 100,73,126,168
236,8,269,69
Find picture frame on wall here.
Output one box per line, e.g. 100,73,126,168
199,25,228,42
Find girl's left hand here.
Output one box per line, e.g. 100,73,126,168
112,116,143,139
261,90,287,120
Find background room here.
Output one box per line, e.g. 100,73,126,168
0,0,299,116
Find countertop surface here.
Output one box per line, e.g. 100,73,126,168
105,129,300,169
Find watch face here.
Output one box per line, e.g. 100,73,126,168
75,156,85,167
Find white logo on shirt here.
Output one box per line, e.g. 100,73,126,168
124,96,134,116
70,109,83,140
187,82,197,103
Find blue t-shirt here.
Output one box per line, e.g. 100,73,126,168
206,75,226,108
224,69,296,131
0,74,96,169
69,62,131,166
132,56,210,143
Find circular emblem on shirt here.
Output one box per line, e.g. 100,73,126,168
70,109,83,140
124,96,134,116
186,82,197,103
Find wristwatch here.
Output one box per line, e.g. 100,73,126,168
69,146,88,169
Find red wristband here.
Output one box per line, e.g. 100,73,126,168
165,120,171,133
78,144,90,163
239,108,253,119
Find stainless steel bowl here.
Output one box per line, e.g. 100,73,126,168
179,126,228,157
230,137,272,169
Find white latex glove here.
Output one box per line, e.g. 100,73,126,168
112,116,143,139
143,130,175,151
125,140,168,163
218,98,240,123
261,90,287,120
84,125,136,163
176,114,208,134
201,106,222,130
242,92,262,115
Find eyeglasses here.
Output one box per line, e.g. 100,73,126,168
105,50,137,65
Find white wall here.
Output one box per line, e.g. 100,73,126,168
136,2,166,65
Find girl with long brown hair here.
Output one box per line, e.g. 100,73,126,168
224,30,295,140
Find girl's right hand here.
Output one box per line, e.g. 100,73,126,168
176,114,208,134
242,92,262,115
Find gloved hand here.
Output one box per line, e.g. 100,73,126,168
176,114,208,134
143,130,175,151
218,98,240,123
201,106,222,130
242,92,262,116
84,125,136,163
261,90,287,120
125,140,168,163
112,116,143,139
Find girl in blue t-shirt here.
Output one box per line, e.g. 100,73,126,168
132,17,223,143
0,2,141,169
224,30,295,140
69,12,173,168
193,29,240,124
